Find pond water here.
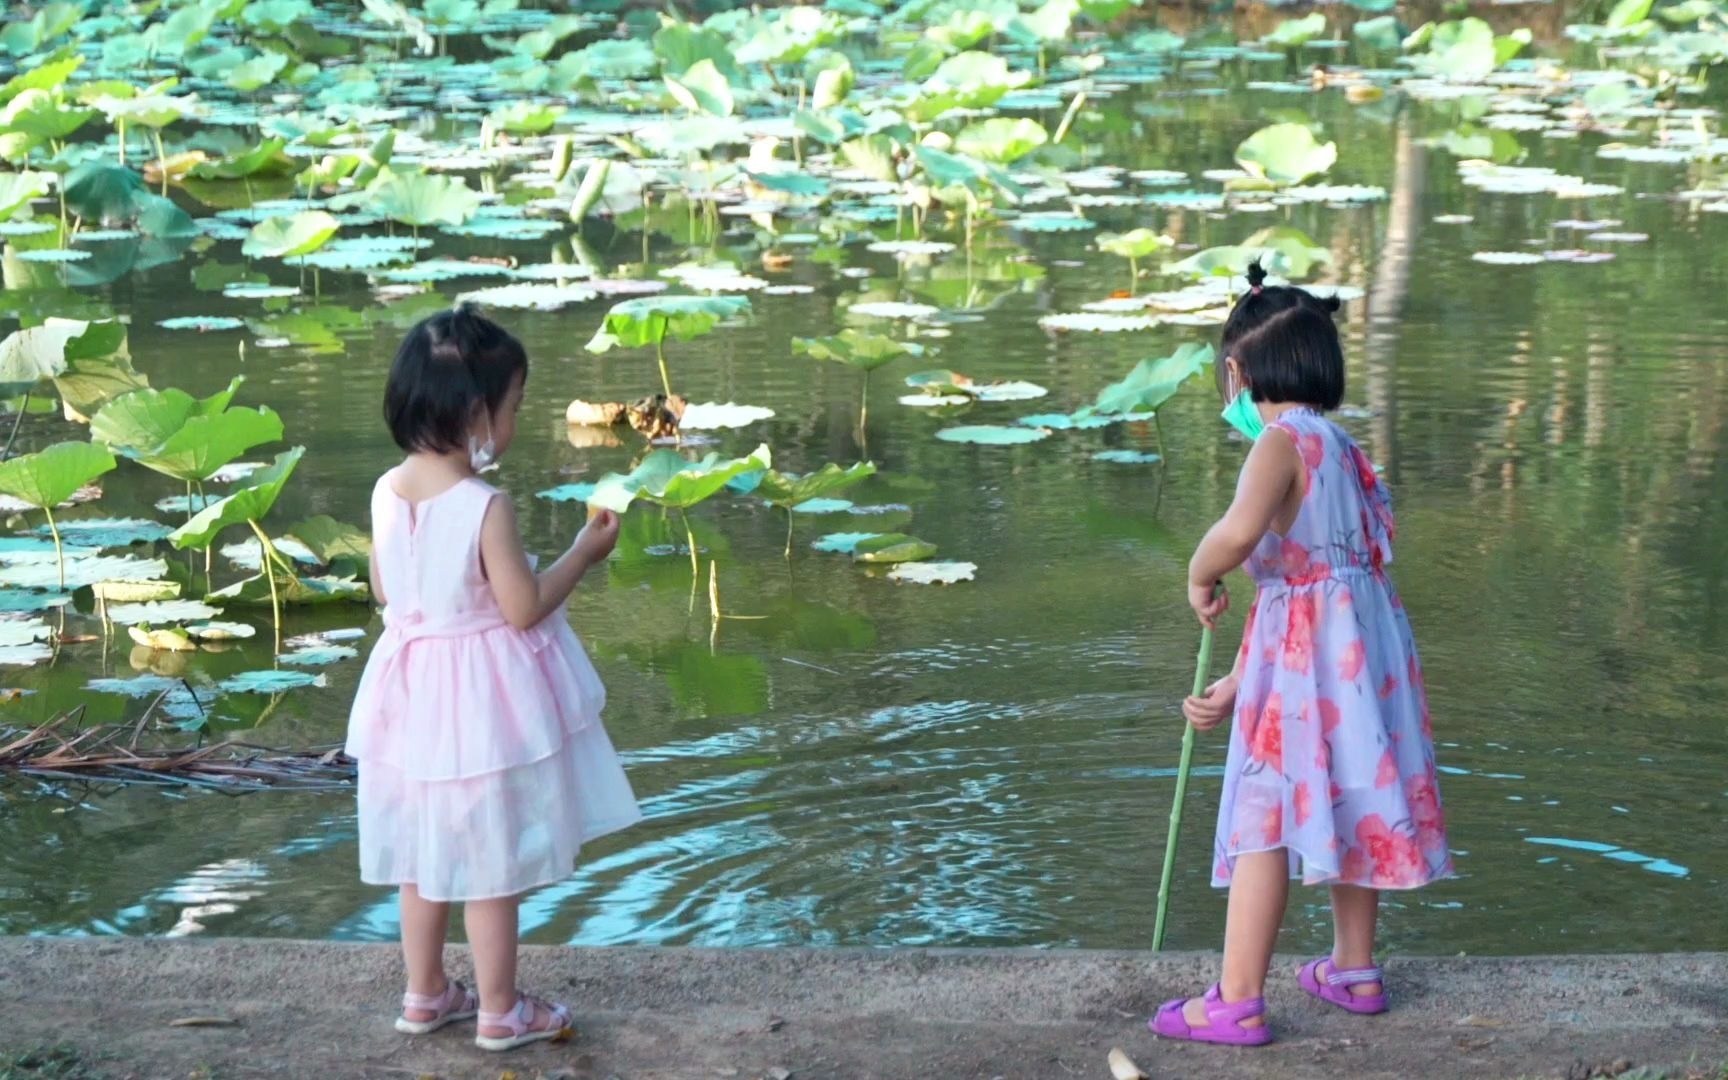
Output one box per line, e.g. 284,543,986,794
3,12,1728,956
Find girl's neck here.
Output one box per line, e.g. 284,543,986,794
404,449,476,480
1257,400,1320,423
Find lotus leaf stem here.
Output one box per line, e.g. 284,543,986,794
1,390,29,461
247,519,284,646
654,334,673,399
43,505,64,591
1152,623,1214,951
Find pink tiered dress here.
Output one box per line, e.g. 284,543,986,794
1212,409,1452,891
345,471,641,902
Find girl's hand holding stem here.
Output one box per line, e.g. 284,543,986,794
1182,673,1239,732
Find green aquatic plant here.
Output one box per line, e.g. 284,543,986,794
587,295,752,399
1235,123,1337,187
1153,623,1214,950
168,446,305,639
90,378,283,528
242,211,340,260
1091,341,1217,458
0,440,117,588
360,168,482,232
1164,227,1331,284
1097,229,1174,293
793,330,926,431
588,444,772,578
755,462,878,557
0,318,142,435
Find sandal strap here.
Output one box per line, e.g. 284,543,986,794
478,993,568,1036
1325,962,1383,987
1202,983,1266,1026
402,980,469,1013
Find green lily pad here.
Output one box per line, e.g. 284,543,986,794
1093,449,1164,464
37,517,171,547
811,532,880,554
678,402,775,430
852,533,938,563
277,644,358,666
92,379,283,484
457,282,598,311
935,425,1050,445
285,515,370,566
0,555,166,590
365,168,483,228
158,316,245,331
218,669,324,694
887,560,976,584
106,599,221,625
535,483,595,504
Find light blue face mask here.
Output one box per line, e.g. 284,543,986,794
1222,388,1265,441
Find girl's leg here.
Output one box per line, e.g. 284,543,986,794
1183,849,1290,1028
1328,884,1383,996
400,884,452,1021
467,896,563,1038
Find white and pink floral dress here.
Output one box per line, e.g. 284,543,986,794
1212,409,1452,890
345,471,641,902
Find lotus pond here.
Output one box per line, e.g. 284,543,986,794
2,0,1728,955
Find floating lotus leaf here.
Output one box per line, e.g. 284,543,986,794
1235,123,1337,186
587,443,771,513
186,620,255,641
242,211,340,259
793,498,853,514
0,555,165,590
1,88,95,141
1011,212,1096,233
91,579,180,603
127,625,195,653
278,645,359,666
887,560,976,584
811,532,881,554
457,282,598,311
62,161,196,237
793,330,925,372
935,425,1050,445
1093,342,1216,415
169,447,304,551
1471,251,1545,265
847,300,940,320
14,248,88,263
221,537,318,571
678,402,776,430
218,669,323,694
852,533,937,563
1093,449,1164,464
108,600,221,626
1040,312,1160,333
39,517,171,547
0,170,50,220
158,316,245,331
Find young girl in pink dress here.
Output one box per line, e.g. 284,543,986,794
1150,263,1451,1046
346,304,641,1052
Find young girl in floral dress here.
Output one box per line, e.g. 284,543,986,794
1151,263,1451,1046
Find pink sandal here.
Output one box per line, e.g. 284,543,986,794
1298,957,1388,1014
1148,983,1274,1046
395,979,478,1035
475,992,572,1052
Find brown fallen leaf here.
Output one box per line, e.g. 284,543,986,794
1453,1015,1506,1028
761,251,795,272
1107,1047,1147,1080
168,1016,238,1028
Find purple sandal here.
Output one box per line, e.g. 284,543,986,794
395,979,478,1035
1148,983,1273,1046
1297,957,1387,1015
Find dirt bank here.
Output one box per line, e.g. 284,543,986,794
1,939,1724,1079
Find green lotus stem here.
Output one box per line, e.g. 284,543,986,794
152,130,168,196
43,505,64,591
1153,412,1167,462
784,507,795,560
247,519,283,646
654,334,673,399
1128,255,1138,294
117,118,126,165
1153,623,1214,951
1,389,29,461
859,370,870,435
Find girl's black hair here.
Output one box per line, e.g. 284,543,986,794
383,302,528,454
1218,261,1345,411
